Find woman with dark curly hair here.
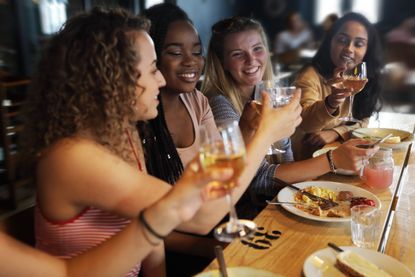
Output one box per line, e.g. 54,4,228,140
292,12,383,159
23,7,241,277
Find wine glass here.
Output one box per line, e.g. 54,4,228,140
253,80,296,155
338,62,368,124
199,120,256,242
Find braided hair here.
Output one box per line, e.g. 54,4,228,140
138,3,191,184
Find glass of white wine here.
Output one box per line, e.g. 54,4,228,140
199,120,256,242
338,62,368,124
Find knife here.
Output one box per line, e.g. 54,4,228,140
268,177,339,210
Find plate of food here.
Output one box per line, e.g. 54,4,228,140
277,181,381,222
312,147,356,175
303,246,415,277
195,267,283,277
352,128,414,149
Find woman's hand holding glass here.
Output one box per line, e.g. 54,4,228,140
254,86,302,146
170,157,234,223
331,139,379,173
239,101,262,145
326,66,353,109
254,80,288,154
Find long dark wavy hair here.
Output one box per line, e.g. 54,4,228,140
311,12,383,119
138,3,191,184
24,7,150,168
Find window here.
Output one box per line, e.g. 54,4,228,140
351,0,382,23
315,0,342,24
38,0,67,35
144,0,164,9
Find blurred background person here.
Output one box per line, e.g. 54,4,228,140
273,11,314,67
386,16,415,44
315,13,339,46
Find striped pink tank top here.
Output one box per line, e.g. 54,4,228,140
35,205,140,277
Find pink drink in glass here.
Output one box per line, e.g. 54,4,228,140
363,166,393,189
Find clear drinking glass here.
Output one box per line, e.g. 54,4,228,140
338,62,368,124
254,81,296,155
351,205,380,249
199,120,256,242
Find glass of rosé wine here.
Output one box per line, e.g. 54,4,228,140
338,62,368,124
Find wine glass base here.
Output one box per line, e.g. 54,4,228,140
213,219,257,243
339,116,360,126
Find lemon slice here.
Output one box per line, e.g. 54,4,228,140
384,136,401,144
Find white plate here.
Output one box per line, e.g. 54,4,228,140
352,128,414,149
276,181,381,222
312,147,356,175
195,267,282,277
303,246,415,277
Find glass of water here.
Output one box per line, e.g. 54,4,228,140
254,81,297,156
351,205,380,249
274,86,296,107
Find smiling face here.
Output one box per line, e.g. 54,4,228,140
222,29,268,92
132,31,166,121
159,20,204,94
330,21,368,70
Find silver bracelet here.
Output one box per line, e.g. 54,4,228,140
326,150,337,174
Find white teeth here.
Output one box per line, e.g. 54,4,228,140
341,55,353,62
180,73,196,78
244,67,259,74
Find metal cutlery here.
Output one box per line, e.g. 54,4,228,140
356,133,393,149
266,200,312,207
268,177,338,210
328,242,344,252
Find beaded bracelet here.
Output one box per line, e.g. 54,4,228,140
326,150,337,174
139,210,166,241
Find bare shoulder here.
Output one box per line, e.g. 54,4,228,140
36,137,123,191
39,137,110,169
37,136,171,218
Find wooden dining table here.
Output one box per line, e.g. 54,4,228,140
203,112,415,276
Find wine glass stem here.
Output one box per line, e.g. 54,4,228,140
348,95,355,118
226,193,239,233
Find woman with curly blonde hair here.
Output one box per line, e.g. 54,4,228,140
23,7,242,277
